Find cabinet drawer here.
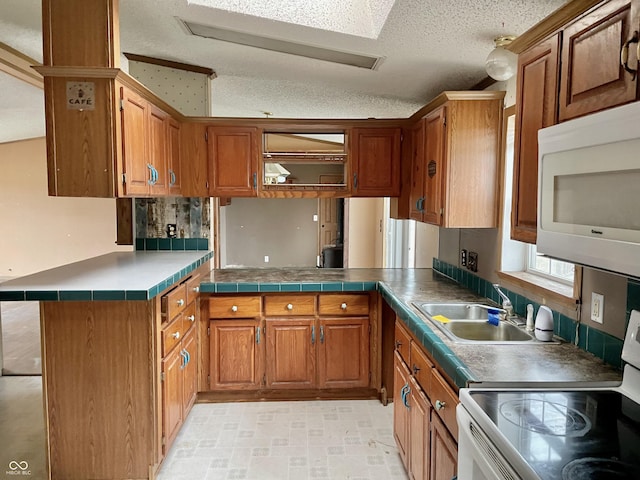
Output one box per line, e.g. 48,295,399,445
185,274,201,306
409,342,433,397
318,294,369,316
162,316,187,357
394,321,411,366
162,284,187,321
430,368,459,441
264,295,316,316
209,296,261,318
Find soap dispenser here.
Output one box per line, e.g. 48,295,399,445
526,304,534,332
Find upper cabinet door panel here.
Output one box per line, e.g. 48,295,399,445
559,0,638,121
351,128,401,197
120,87,150,197
208,126,259,197
409,120,426,222
148,104,169,196
422,107,446,226
168,118,182,196
511,35,560,244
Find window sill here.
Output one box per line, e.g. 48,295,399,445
497,270,579,309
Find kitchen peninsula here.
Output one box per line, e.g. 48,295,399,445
0,257,621,480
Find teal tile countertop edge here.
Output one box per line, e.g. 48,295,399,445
199,281,378,293
0,251,214,302
378,283,477,389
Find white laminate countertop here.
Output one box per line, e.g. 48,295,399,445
0,251,213,301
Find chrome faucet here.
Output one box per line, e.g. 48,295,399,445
492,284,515,320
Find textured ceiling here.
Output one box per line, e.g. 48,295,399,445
0,0,566,143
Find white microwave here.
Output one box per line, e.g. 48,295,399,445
537,100,640,279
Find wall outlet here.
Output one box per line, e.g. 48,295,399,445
460,249,467,267
264,255,270,263
467,251,478,272
591,292,604,323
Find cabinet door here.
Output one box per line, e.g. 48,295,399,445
423,107,446,225
120,87,150,196
148,104,169,195
409,376,430,480
351,127,401,196
208,126,259,197
512,35,560,244
182,328,197,415
168,118,182,196
393,352,411,469
210,319,263,390
409,120,426,222
430,413,457,480
161,345,183,454
559,0,638,122
265,318,316,388
318,317,369,388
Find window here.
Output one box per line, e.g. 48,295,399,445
526,244,575,285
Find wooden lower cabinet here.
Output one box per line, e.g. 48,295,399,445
430,413,458,480
182,328,198,412
409,376,431,480
393,321,458,480
162,335,185,454
266,318,316,388
210,319,264,389
208,293,374,393
393,352,411,469
318,317,370,388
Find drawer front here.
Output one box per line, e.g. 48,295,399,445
318,294,369,316
264,295,316,316
163,284,188,321
409,342,433,397
394,321,411,366
209,296,261,319
430,368,459,441
185,274,201,306
162,316,186,357
182,302,197,334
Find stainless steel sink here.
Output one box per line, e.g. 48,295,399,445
445,320,534,342
418,303,497,320
412,302,555,345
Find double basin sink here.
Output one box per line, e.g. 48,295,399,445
413,302,554,345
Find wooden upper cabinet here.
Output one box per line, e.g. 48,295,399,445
350,127,401,196
512,35,560,244
180,122,209,197
423,107,446,225
400,91,504,227
148,104,169,195
208,126,259,197
559,0,639,121
168,118,182,196
409,120,426,221
120,86,150,197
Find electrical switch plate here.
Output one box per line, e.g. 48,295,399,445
313,214,318,222
264,255,270,263
591,292,604,323
461,249,467,267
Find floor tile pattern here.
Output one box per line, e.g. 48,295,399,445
157,399,408,480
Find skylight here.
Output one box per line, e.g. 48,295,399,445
186,0,397,39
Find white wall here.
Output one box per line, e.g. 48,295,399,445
0,138,131,277
347,198,384,268
415,222,439,268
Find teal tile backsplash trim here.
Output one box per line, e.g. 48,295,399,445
434,258,624,369
137,237,209,251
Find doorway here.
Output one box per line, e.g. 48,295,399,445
318,174,345,268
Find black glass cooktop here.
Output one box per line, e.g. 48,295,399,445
469,390,640,480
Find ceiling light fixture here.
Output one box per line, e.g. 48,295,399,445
485,35,517,81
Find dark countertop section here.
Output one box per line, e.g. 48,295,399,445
202,268,623,388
